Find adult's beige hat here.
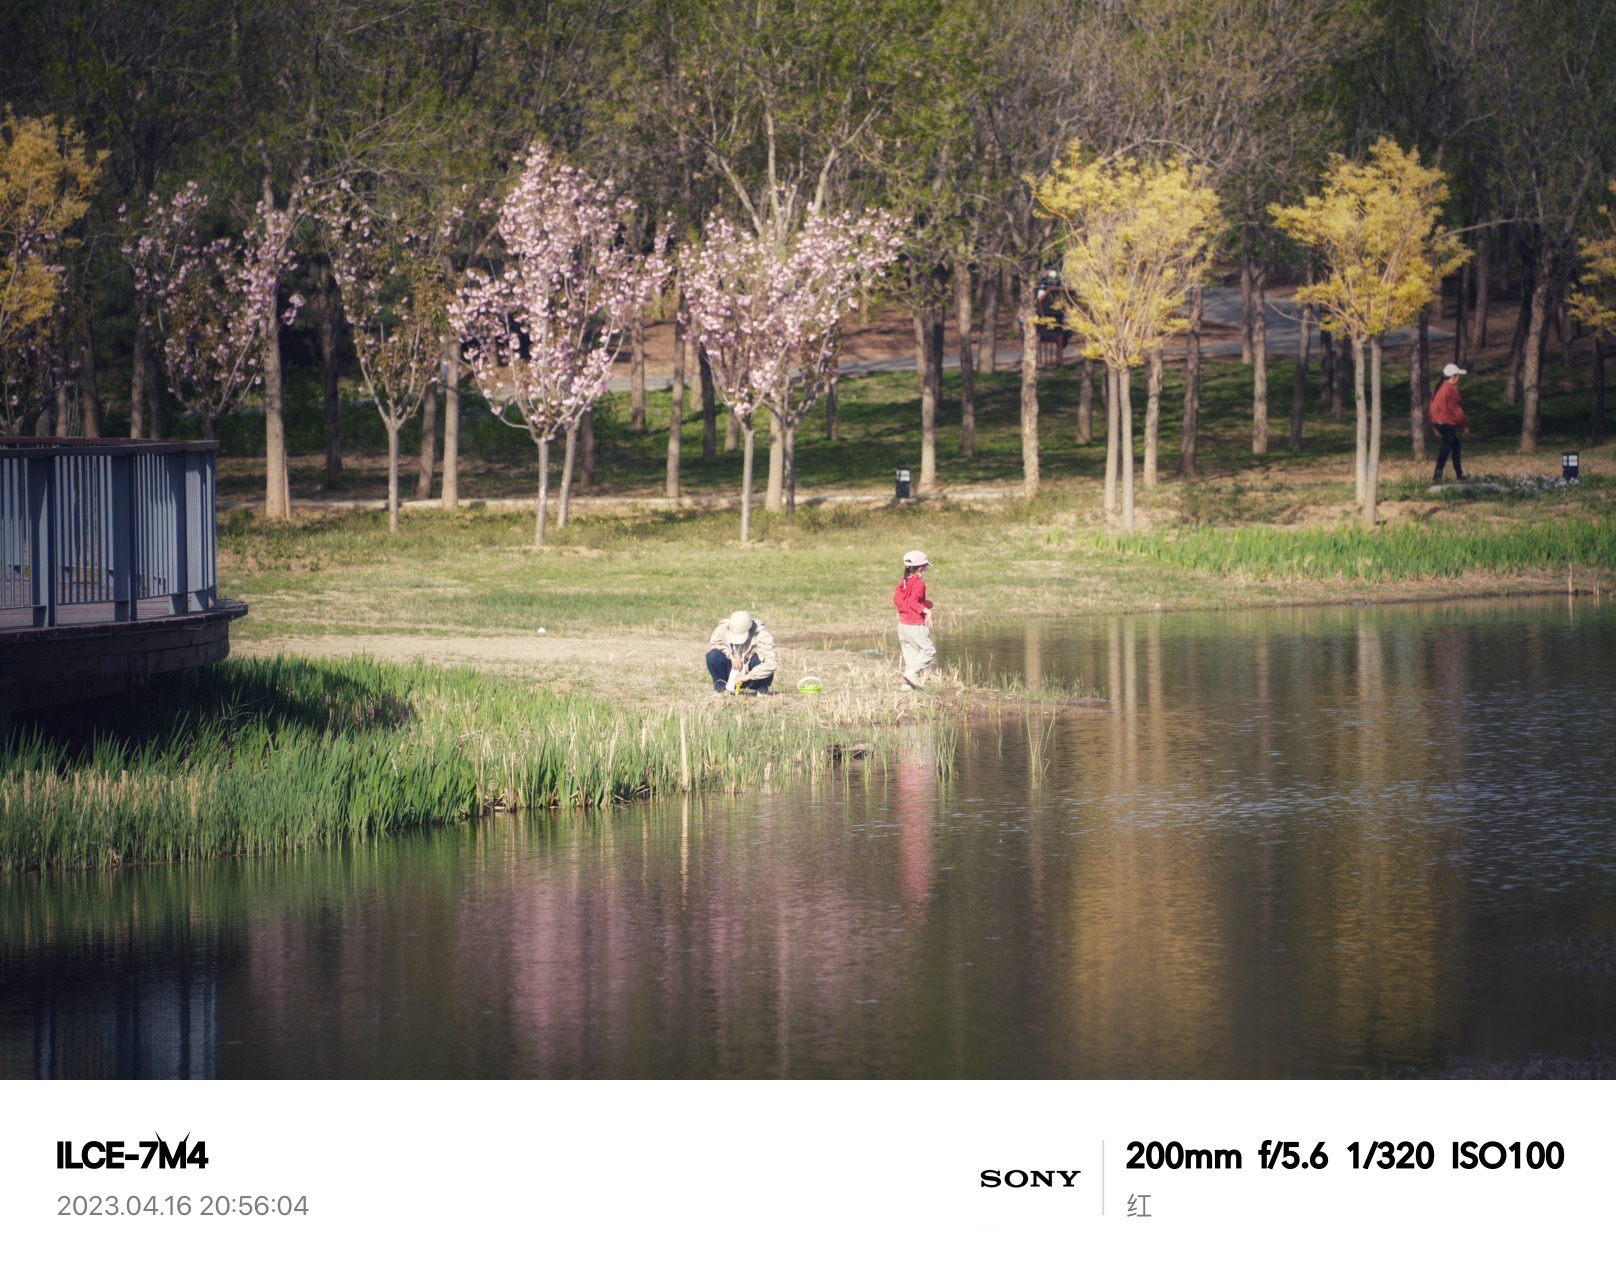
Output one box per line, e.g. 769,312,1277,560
1442,363,1467,377
725,610,754,643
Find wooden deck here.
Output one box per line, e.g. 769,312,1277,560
0,599,248,691
0,594,207,632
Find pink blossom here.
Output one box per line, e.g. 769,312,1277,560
453,143,671,447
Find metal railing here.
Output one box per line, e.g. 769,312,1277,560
0,438,217,628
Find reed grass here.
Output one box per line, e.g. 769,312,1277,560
0,656,905,872
1090,519,1616,582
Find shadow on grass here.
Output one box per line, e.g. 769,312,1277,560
10,657,413,761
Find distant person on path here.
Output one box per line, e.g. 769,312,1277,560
1430,362,1469,482
706,610,777,694
894,550,936,691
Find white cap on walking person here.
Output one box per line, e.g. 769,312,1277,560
903,550,930,568
1442,363,1467,377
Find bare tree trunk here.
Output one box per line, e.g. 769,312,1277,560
1290,303,1311,453
1319,328,1334,407
765,408,784,512
557,425,577,528
1251,262,1268,453
1410,312,1429,462
739,423,755,543
1143,349,1161,488
130,324,147,438
1105,363,1120,513
722,348,740,452
1353,337,1368,505
54,379,72,436
784,419,797,520
1364,337,1383,529
54,318,72,436
670,286,687,430
956,266,976,458
929,303,945,407
1520,259,1551,451
579,405,596,490
1018,277,1040,498
146,344,164,440
1555,296,1575,370
1078,357,1094,444
690,327,705,414
79,333,101,437
416,382,438,500
1593,336,1606,445
824,368,839,441
387,425,400,534
441,343,461,509
263,313,291,519
979,268,999,374
699,347,718,460
1470,226,1491,349
629,306,646,432
915,308,939,492
316,260,342,489
534,436,549,546
1240,234,1255,364
1333,331,1350,418
1121,365,1135,531
666,346,683,500
1504,266,1533,405
1179,286,1203,479
1453,262,1470,367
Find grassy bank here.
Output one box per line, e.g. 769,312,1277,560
0,655,941,872
220,467,1616,657
1092,515,1616,583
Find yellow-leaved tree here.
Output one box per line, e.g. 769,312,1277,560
1,108,99,382
1566,182,1616,446
1271,138,1467,527
1036,148,1220,530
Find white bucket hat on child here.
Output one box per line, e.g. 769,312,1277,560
1442,363,1467,377
902,550,930,568
725,610,754,644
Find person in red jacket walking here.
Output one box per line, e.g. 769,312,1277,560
893,549,935,691
1430,362,1470,482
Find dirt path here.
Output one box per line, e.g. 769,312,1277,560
242,629,894,707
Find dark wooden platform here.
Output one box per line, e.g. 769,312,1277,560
0,599,248,696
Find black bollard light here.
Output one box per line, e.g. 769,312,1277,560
1563,452,1580,483
895,466,912,500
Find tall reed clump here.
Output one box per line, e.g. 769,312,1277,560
1088,520,1616,582
1,656,889,872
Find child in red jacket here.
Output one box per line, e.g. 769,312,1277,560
894,549,935,690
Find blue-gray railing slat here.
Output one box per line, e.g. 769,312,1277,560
0,439,218,626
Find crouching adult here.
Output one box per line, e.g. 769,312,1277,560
706,610,778,694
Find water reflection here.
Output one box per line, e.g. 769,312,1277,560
3,597,1615,1078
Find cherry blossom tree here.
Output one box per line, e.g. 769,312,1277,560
125,182,303,508
682,208,900,542
317,188,454,533
455,144,670,546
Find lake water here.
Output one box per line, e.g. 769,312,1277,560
4,596,1615,1078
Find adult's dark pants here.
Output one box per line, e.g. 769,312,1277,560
1433,424,1464,479
705,647,773,693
